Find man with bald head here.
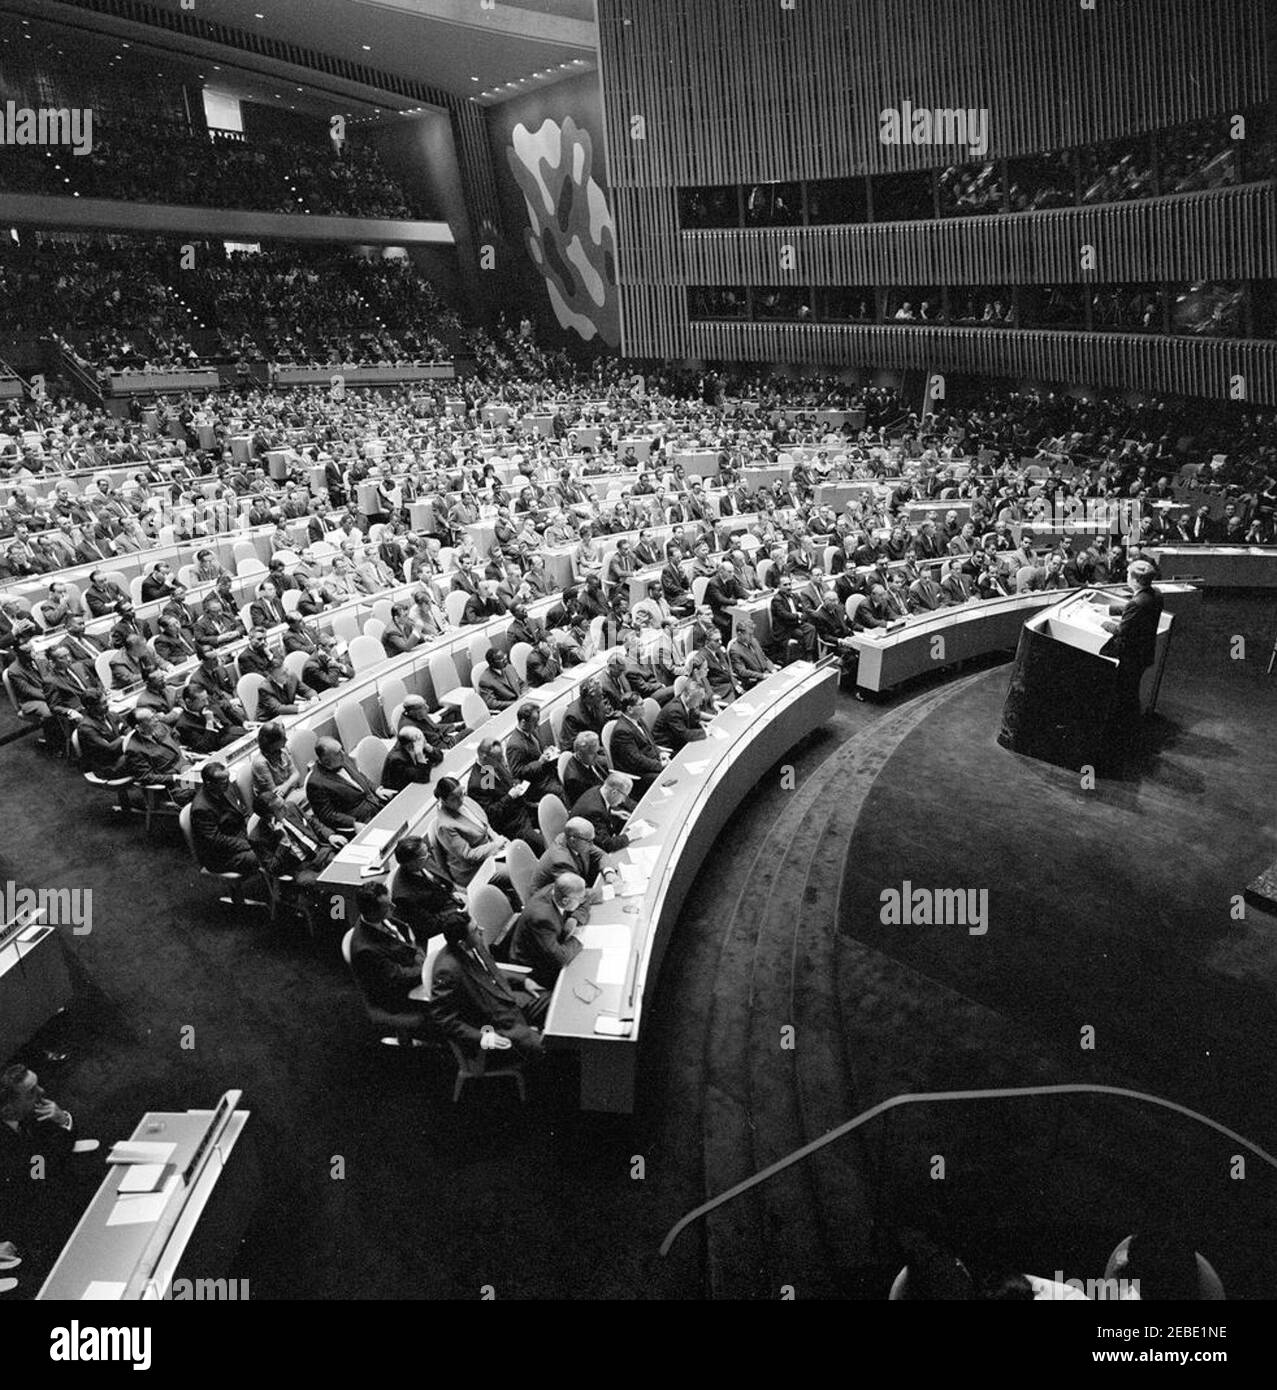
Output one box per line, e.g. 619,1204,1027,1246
305,736,394,832
506,873,590,988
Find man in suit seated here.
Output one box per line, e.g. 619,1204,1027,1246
175,686,244,754
153,615,197,664
302,637,353,692
0,1063,90,1274
255,659,314,721
570,770,636,854
701,629,740,704
462,580,506,626
398,693,458,755
307,737,395,832
704,561,751,641
769,575,818,661
381,602,421,657
907,568,946,612
42,645,99,724
939,558,974,606
524,629,564,686
188,761,259,876
728,614,778,690
123,706,191,793
477,647,525,712
347,882,435,1041
660,544,695,617
533,817,616,893
192,597,242,650
249,787,341,920
187,646,249,727
653,675,709,752
608,690,668,796
507,874,590,989
390,836,468,942
504,702,565,799
381,725,440,792
467,737,545,853
562,730,610,808
559,676,609,748
427,911,549,1061
75,691,127,778
237,628,277,679
432,775,510,888
247,581,288,631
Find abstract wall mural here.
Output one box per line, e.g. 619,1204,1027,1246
506,116,620,346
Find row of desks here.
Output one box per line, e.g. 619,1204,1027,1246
545,662,840,1111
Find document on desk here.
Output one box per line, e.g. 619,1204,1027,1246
729,704,757,717
579,922,630,952
117,1163,167,1194
108,1140,176,1166
684,759,710,775
106,1174,181,1227
334,845,379,867
81,1281,128,1300
624,817,657,841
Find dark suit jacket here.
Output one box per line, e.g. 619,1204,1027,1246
381,744,439,792
770,591,814,642
467,760,539,841
653,698,706,751
249,597,288,629
348,917,429,1023
427,939,528,1051
728,635,771,687
306,759,382,831
610,713,663,778
189,784,253,871
390,865,458,941
1108,585,1164,670
508,886,582,989
532,840,605,891
562,753,609,809
559,696,605,749
569,784,634,853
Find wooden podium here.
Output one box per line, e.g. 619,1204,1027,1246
998,588,1175,770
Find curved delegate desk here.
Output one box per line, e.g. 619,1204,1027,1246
847,584,1200,694
545,662,839,1112
1149,545,1277,587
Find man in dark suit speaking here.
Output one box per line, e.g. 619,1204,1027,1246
1101,560,1164,725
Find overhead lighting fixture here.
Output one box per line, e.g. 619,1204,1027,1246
362,44,371,51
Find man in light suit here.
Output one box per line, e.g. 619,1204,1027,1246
477,647,525,712
532,817,612,892
306,737,394,832
939,559,973,606
728,614,778,689
908,570,945,612
432,776,509,888
507,875,589,989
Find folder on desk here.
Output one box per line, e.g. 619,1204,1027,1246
107,1141,176,1166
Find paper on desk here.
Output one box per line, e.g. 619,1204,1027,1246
107,1140,175,1166
579,922,630,951
363,827,395,851
106,1175,180,1227
335,845,378,866
82,1281,127,1300
626,846,660,872
707,727,729,741
596,883,615,902
729,704,757,716
624,818,657,841
117,1164,167,1194
684,760,710,775
596,947,629,985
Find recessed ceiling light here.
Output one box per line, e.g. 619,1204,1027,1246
255,12,264,18
362,44,371,51
471,76,479,82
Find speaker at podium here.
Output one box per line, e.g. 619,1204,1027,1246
998,588,1175,770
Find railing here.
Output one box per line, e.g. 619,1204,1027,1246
661,1085,1277,1297
45,337,106,407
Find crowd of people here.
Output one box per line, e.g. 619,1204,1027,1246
0,116,429,220
0,238,460,374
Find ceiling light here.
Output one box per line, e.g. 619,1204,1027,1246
362,44,371,51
